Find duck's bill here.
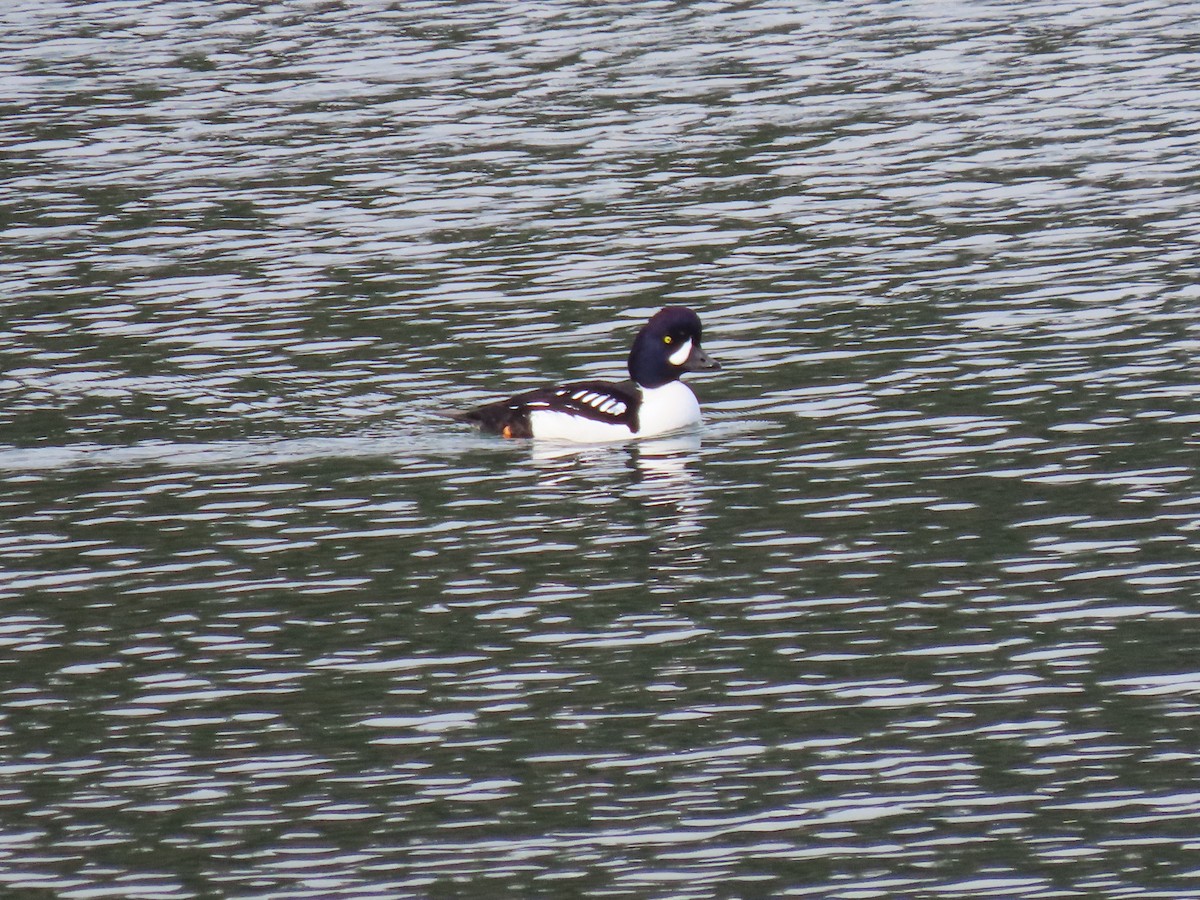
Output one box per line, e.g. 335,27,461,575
684,344,720,371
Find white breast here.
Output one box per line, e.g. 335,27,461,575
635,381,702,438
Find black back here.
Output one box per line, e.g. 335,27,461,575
460,380,640,438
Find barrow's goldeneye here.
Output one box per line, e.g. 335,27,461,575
458,306,720,442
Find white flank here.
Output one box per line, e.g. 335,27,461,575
529,410,635,443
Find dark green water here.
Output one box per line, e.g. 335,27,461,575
2,1,1200,897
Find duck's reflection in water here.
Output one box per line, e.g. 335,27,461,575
530,433,709,587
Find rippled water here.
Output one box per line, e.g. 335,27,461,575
3,0,1200,897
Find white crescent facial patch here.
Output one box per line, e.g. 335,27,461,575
668,338,693,367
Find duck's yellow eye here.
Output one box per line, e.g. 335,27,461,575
663,335,673,344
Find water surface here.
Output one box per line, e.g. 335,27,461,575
2,1,1200,897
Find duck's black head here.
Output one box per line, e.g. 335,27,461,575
627,306,720,389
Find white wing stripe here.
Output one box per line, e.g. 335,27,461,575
560,388,629,417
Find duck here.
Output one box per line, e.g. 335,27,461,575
457,306,720,442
